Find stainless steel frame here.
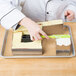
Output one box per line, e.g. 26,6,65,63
0,25,75,58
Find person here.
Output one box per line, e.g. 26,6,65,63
0,0,76,41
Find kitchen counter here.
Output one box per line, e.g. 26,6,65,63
0,22,76,76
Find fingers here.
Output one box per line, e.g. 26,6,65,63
67,12,75,21
30,36,34,41
30,30,49,41
39,30,49,39
36,33,42,40
31,36,38,41
67,14,74,21
34,36,38,41
34,31,42,40
64,10,75,21
31,35,41,41
30,33,42,41
64,10,71,16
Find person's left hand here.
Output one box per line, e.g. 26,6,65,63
64,10,75,21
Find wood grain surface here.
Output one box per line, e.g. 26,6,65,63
0,22,76,76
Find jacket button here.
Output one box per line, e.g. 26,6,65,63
47,12,49,14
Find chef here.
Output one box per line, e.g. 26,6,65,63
0,0,76,40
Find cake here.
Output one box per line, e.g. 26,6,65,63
12,20,71,56
12,26,42,55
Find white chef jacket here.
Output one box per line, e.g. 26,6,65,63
0,0,76,29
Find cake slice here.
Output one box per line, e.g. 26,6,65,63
56,38,71,56
38,20,63,26
12,31,42,55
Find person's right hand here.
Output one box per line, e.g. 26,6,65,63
19,17,49,41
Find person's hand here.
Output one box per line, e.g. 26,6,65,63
64,10,75,21
19,17,49,41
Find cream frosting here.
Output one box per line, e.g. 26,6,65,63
56,38,71,46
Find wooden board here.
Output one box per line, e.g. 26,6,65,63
0,22,76,76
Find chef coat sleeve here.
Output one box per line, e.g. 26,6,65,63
0,0,25,29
